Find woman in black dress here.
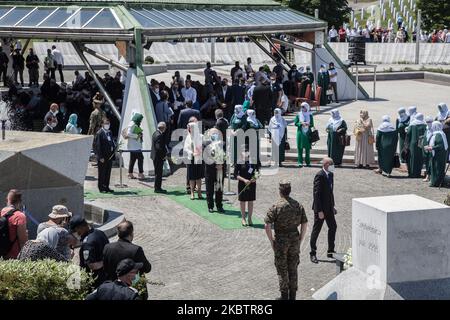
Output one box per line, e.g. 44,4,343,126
234,145,260,226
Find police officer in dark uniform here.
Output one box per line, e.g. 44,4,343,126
264,180,308,300
86,258,142,300
70,217,109,288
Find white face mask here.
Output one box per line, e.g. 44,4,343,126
103,124,110,130
50,122,57,128
328,165,335,173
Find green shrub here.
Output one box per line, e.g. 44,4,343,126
0,259,94,300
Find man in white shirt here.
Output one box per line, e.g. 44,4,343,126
328,26,338,42
51,45,64,83
181,80,198,109
328,62,338,103
445,30,450,43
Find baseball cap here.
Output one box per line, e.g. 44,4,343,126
116,259,144,277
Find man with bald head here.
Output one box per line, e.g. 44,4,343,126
310,157,337,264
151,122,168,193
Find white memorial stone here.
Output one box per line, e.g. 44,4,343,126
313,195,450,300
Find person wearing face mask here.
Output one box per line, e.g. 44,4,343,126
246,109,264,164
0,189,28,259
94,118,116,193
216,78,232,120
435,103,450,149
42,114,58,133
230,105,249,165
396,107,410,163
44,103,64,131
86,258,143,300
36,205,76,261
310,157,337,264
127,113,145,180
300,66,315,100
294,102,314,167
203,128,226,213
328,62,338,103
326,109,347,166
317,64,330,106
70,217,109,289
406,113,427,178
149,79,160,109
65,113,81,134
269,108,288,167
87,100,106,136
425,121,449,187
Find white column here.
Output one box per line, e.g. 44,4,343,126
361,8,364,20
383,9,386,20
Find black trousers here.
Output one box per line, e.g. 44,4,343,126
205,164,225,209
0,66,7,86
97,159,113,191
46,68,56,80
309,212,337,256
129,151,144,174
57,64,64,83
153,158,164,190
330,82,338,102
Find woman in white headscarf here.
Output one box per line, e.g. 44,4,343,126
246,109,263,164
294,102,315,167
353,110,375,168
184,118,204,200
326,109,347,166
422,116,434,182
375,116,398,177
18,227,67,262
268,108,288,166
436,103,449,122
396,107,410,163
230,105,248,165
406,113,427,178
425,121,449,187
407,106,417,123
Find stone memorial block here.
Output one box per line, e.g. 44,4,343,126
0,131,92,237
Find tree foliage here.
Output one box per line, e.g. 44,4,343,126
417,0,450,31
280,0,352,28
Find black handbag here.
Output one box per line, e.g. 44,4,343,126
285,141,291,150
393,153,401,168
309,128,320,144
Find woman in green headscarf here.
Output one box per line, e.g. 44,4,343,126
127,112,145,180
64,113,81,134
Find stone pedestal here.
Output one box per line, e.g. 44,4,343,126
313,194,450,300
0,131,92,238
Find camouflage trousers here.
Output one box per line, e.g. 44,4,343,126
274,234,300,294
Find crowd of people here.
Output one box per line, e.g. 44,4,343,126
0,189,152,300
328,24,450,43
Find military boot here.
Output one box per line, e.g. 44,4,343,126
276,292,289,300
288,290,297,300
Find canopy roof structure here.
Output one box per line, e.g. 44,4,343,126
0,0,327,41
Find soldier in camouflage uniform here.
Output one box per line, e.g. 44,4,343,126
88,100,106,136
264,180,308,300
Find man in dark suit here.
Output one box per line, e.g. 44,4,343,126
177,100,200,130
42,114,57,133
216,78,232,120
252,79,273,125
151,122,168,193
310,157,337,263
94,118,116,193
103,220,152,281
214,109,229,148
230,78,246,118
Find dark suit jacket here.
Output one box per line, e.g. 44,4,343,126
151,130,166,161
177,108,201,129
42,124,54,133
217,86,232,105
103,239,152,281
230,84,246,107
215,117,229,142
94,129,116,161
252,84,273,123
312,169,335,216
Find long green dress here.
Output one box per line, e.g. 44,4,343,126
230,114,248,164
294,114,314,166
422,131,432,177
376,130,398,174
317,71,329,106
327,120,347,166
430,133,448,187
406,124,427,178
396,117,410,163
